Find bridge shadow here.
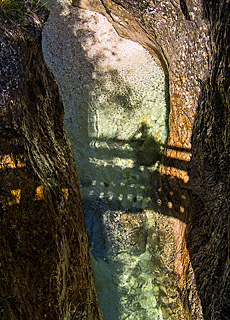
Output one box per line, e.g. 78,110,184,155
160,145,196,224
160,86,229,320
40,1,214,319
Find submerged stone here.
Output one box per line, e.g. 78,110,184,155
136,135,161,166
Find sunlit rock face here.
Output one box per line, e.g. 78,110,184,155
70,1,230,320
0,8,103,320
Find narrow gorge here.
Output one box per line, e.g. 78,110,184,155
0,1,229,320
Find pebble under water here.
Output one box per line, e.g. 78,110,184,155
42,1,188,318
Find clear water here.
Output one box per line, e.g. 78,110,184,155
42,1,187,318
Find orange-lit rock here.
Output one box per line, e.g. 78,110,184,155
71,1,229,319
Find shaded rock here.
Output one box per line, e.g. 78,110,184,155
0,7,103,320
136,135,161,166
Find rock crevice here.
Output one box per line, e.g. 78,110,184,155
0,8,103,320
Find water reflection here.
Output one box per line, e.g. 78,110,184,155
77,82,184,319
80,137,161,210
42,1,186,319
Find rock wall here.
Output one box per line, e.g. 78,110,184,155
0,8,103,320
71,1,230,319
188,1,230,319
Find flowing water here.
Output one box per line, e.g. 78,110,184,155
42,1,188,318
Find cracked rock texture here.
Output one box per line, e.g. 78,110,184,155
71,1,230,320
0,8,103,320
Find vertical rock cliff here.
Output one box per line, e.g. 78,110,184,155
188,1,230,319
70,0,230,319
0,7,103,320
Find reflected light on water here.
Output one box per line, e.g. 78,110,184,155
41,1,194,318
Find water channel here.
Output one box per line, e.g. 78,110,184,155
42,1,188,319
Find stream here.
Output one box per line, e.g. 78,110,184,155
42,1,187,319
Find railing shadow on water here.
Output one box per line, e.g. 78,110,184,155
41,1,194,319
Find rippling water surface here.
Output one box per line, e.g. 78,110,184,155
42,1,188,318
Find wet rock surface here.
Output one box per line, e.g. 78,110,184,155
0,8,103,320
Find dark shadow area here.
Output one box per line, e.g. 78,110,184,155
186,2,230,319
0,135,57,319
